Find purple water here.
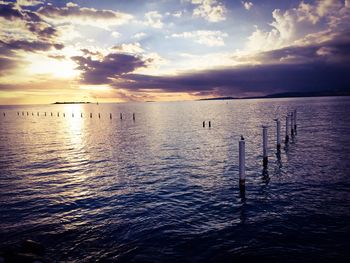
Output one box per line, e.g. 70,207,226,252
1,97,350,262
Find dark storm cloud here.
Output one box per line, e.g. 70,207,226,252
117,62,349,96
71,53,151,85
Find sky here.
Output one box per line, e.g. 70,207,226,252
0,0,349,104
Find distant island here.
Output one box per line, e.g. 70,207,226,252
53,102,92,104
199,96,236,101
199,90,350,101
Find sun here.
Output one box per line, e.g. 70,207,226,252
26,53,78,79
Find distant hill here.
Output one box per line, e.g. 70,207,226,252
261,90,350,99
199,90,350,101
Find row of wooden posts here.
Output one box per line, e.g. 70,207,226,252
239,109,298,191
3,109,298,189
2,112,136,120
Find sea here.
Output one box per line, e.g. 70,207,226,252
1,96,350,262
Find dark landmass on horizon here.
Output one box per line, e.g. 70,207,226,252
199,90,350,101
53,102,91,104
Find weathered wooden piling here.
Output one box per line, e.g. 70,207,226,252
57,112,59,117
285,115,289,144
262,126,268,168
203,121,205,127
294,109,297,131
90,113,92,118
17,112,19,116
22,112,24,116
120,113,123,120
63,113,65,117
133,113,135,121
290,112,294,137
276,119,281,150
44,112,46,116
37,112,39,116
3,112,5,117
72,113,74,117
27,112,29,116
239,136,246,188
51,112,53,116
81,113,83,118
209,121,211,128
98,113,101,119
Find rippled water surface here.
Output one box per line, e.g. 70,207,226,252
1,97,350,262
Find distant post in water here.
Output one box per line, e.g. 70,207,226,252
294,109,297,132
27,112,29,116
3,112,5,117
90,113,92,118
57,112,59,117
203,121,205,127
110,113,112,119
239,136,246,189
209,121,211,128
63,113,65,117
133,113,135,121
120,113,123,120
285,115,289,144
81,113,83,118
98,113,101,119
262,126,268,168
276,119,281,150
72,113,74,118
45,112,46,116
17,112,19,116
22,112,24,116
290,112,294,137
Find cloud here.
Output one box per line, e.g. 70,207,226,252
0,39,64,52
246,0,350,52
111,31,121,38
38,2,132,29
242,1,253,11
133,32,146,39
172,10,183,18
171,30,228,46
110,34,350,97
0,2,58,40
0,2,23,20
191,0,226,22
0,57,20,76
71,52,151,85
117,63,349,97
112,42,144,54
16,0,43,7
144,11,163,28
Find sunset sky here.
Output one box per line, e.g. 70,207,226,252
0,0,349,104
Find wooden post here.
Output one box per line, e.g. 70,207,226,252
262,126,268,168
